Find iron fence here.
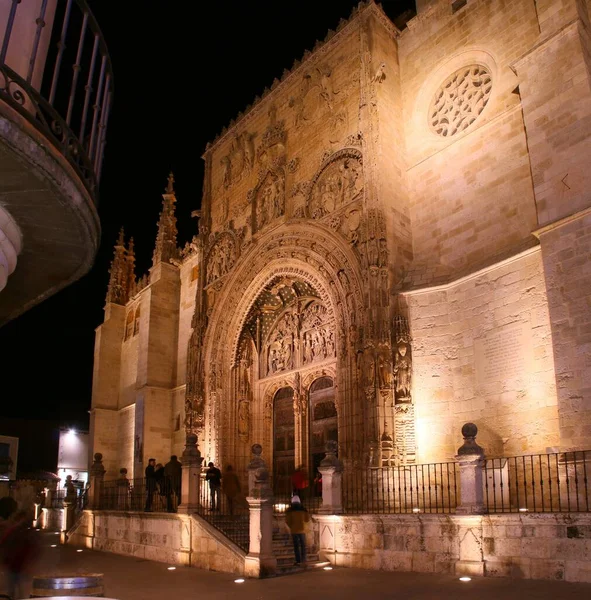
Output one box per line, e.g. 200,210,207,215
484,450,590,513
0,0,113,196
99,477,180,513
196,476,249,553
272,475,322,515
342,462,459,515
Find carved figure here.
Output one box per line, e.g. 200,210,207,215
378,353,393,388
372,62,386,84
238,399,249,438
221,156,232,189
364,349,375,388
243,132,256,171
394,343,411,401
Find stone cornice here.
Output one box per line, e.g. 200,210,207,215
533,206,591,238
203,1,398,158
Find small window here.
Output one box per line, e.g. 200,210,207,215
190,265,199,282
174,414,181,431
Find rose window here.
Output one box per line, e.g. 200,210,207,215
429,65,492,137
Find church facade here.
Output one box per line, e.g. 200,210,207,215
90,0,591,485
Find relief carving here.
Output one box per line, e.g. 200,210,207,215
254,171,286,232
219,130,257,190
307,150,363,219
206,234,237,285
393,315,412,404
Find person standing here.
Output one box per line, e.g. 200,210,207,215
291,465,309,500
164,455,182,513
154,463,166,510
205,462,222,511
144,458,156,512
285,495,310,566
221,465,241,515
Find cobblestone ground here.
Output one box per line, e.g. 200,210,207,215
2,533,591,600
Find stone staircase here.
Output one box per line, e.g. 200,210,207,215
273,517,330,576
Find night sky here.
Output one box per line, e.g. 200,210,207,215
0,1,414,433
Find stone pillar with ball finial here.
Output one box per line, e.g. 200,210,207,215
245,444,276,578
318,440,343,514
87,453,106,509
455,423,486,515
178,433,204,514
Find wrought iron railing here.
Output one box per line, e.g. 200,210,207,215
196,476,249,553
50,489,66,508
99,477,180,513
484,450,591,513
272,475,322,515
342,462,459,515
0,0,113,197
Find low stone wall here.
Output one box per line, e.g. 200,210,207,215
314,513,591,583
68,510,245,575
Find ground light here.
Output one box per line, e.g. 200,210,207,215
167,567,176,571
76,549,83,553
459,577,471,582
50,544,57,548
412,508,420,513
323,566,333,571
234,579,245,583
519,508,528,512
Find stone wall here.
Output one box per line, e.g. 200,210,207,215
403,247,559,460
68,510,245,575
315,512,591,583
400,0,539,283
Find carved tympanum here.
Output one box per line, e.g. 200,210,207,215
430,64,492,137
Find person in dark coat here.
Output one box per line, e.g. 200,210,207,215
164,455,182,513
205,462,222,511
285,495,310,566
144,458,156,512
221,465,241,515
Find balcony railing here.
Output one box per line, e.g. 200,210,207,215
0,0,113,199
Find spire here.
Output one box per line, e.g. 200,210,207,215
125,237,136,297
106,227,129,305
152,172,179,267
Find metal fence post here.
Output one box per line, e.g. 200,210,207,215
455,423,486,515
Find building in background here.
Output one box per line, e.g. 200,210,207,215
90,0,591,492
0,0,113,325
57,428,89,490
0,434,18,496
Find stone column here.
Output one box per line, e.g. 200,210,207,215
455,423,486,515
245,444,276,578
318,440,343,515
178,433,204,514
86,453,106,510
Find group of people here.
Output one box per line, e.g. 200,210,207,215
144,455,182,513
205,463,243,514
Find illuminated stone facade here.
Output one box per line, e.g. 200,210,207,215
91,0,591,483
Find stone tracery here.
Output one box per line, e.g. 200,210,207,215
429,64,492,137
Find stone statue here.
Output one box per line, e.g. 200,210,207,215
238,398,249,439
394,343,411,402
378,353,393,389
221,155,232,189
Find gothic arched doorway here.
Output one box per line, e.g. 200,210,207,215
308,376,337,490
232,275,338,494
273,386,295,494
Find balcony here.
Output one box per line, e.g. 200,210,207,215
0,0,113,324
